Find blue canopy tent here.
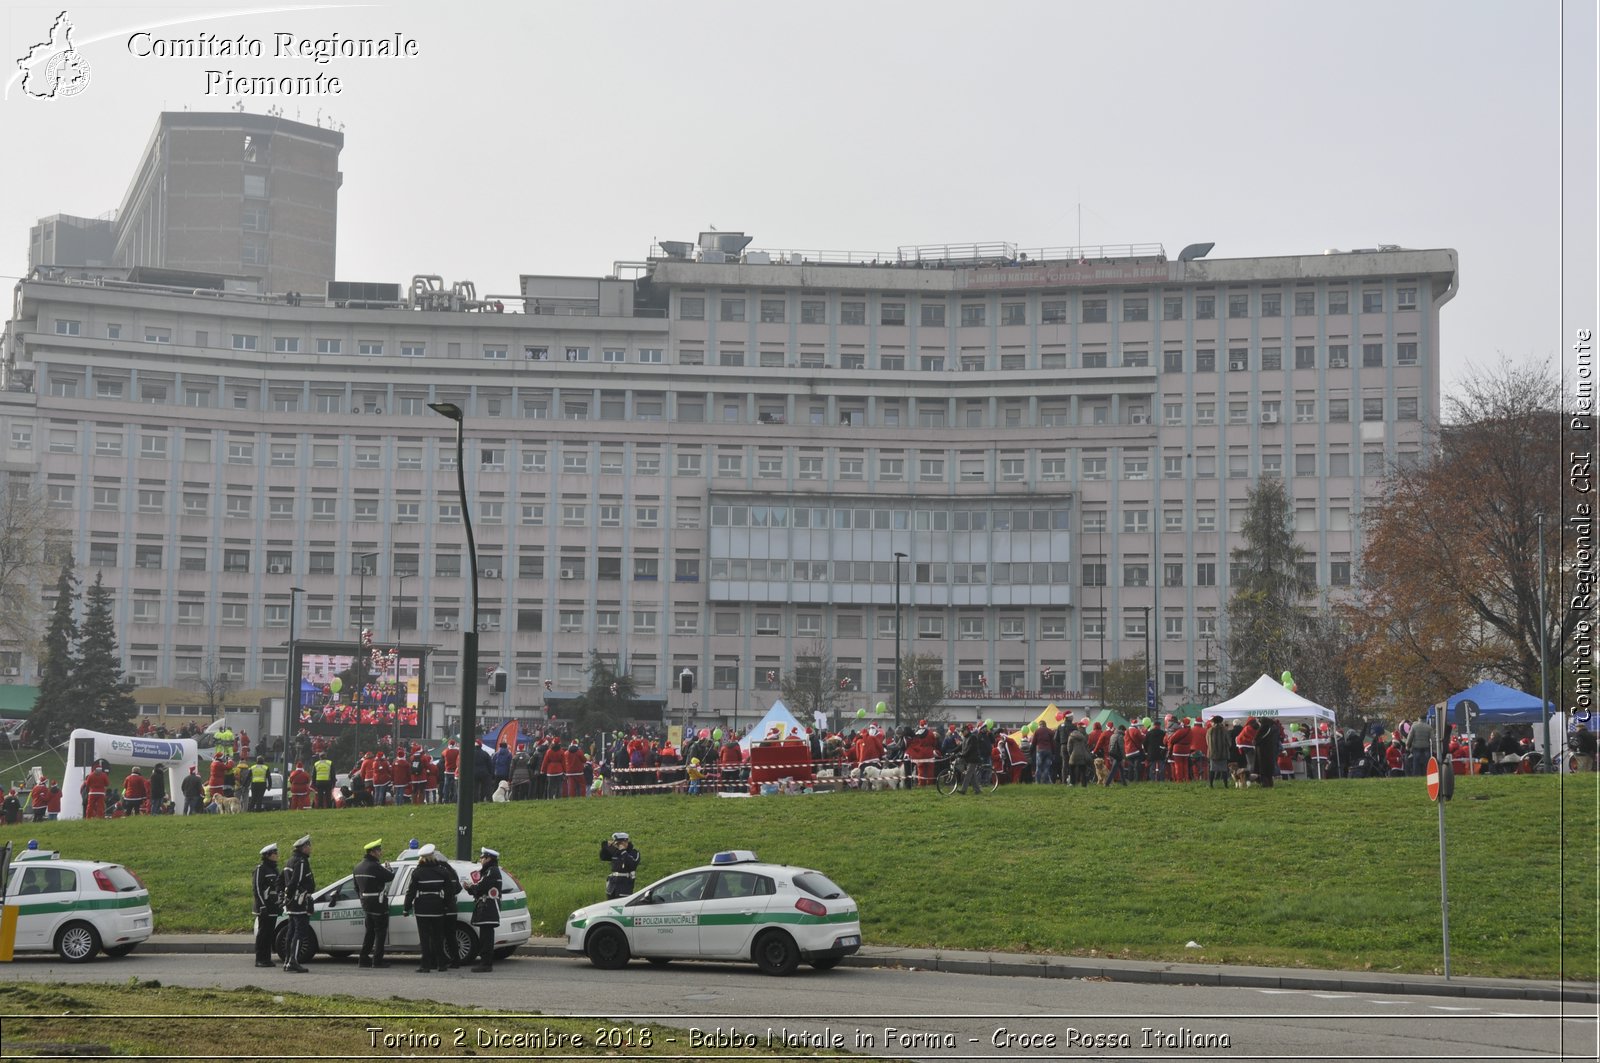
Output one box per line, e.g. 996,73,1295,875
1441,681,1554,726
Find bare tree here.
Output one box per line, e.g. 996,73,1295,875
899,653,951,728
192,656,236,720
779,641,851,725
0,489,61,648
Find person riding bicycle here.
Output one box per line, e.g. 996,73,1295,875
957,724,990,795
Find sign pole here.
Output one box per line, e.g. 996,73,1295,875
1427,749,1451,980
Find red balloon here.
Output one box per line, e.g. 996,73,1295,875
1054,711,1065,722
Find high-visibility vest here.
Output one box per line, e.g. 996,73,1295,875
250,762,269,783
313,758,333,782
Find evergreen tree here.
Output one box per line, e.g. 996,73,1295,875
567,651,637,735
74,571,138,735
25,557,79,745
1225,478,1314,696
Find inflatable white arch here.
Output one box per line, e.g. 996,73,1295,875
60,728,200,820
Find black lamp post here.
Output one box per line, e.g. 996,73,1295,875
893,551,907,731
281,586,305,788
355,551,377,758
392,571,412,751
1143,605,1153,720
430,401,479,859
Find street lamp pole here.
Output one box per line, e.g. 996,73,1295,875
282,586,305,788
732,654,740,735
1143,605,1152,720
893,551,907,732
393,572,412,752
1537,512,1551,769
355,552,377,759
430,402,479,860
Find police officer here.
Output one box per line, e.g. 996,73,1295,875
280,834,316,972
251,842,282,968
312,754,335,809
464,846,503,972
353,838,395,968
402,844,459,973
599,832,640,898
249,756,270,812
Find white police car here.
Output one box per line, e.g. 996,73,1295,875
565,850,861,975
275,846,531,964
1,847,154,962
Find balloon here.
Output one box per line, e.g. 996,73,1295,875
875,701,888,715
1281,670,1296,692
856,708,867,718
1142,717,1153,728
330,678,342,693
1055,711,1066,722
712,728,723,741
699,728,710,740
984,718,995,729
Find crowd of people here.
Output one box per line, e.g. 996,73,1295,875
10,715,1593,823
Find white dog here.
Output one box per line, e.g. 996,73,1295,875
492,779,511,803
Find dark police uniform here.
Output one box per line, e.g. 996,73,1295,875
599,834,640,899
403,848,460,973
251,843,282,967
353,842,396,967
280,835,316,972
465,848,503,972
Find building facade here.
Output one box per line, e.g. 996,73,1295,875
0,237,1457,734
32,112,343,295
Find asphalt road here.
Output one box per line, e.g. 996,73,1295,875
1,951,1593,1061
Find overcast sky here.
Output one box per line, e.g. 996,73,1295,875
4,0,1593,401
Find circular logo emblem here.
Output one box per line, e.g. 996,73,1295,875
44,49,91,97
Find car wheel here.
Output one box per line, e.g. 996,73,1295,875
104,944,138,958
809,957,841,971
274,922,317,965
56,921,101,963
646,957,672,967
585,925,630,970
752,930,800,976
452,924,476,964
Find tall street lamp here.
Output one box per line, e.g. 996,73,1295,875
893,551,907,731
1143,605,1153,721
392,571,413,751
355,551,377,757
430,401,479,859
282,586,305,788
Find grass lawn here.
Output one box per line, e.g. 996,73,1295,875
0,982,829,1061
1,763,1593,982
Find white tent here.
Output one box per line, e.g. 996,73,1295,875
739,699,805,751
60,727,201,820
1204,675,1336,724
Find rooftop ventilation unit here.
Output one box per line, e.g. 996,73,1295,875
659,241,694,259
697,231,753,256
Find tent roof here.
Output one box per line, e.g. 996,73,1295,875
1442,680,1554,724
1205,675,1336,722
0,684,38,717
739,700,805,750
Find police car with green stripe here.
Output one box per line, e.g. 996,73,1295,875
275,845,531,965
565,851,861,976
1,846,153,962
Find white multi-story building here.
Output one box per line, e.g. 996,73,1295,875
0,233,1456,734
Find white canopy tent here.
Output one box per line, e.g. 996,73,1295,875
739,699,805,751
1204,675,1339,778
60,727,201,820
1204,674,1337,723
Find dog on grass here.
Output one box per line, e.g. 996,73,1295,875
1092,757,1110,785
1229,765,1252,788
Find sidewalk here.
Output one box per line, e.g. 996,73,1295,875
139,935,1593,1003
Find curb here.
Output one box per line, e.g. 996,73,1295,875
134,936,1594,1004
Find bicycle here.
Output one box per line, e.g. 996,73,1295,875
935,756,998,795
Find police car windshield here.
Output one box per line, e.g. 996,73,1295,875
792,872,845,900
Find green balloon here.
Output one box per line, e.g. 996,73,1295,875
875,701,888,714
856,708,867,718
984,718,995,729
330,677,342,693
712,728,723,741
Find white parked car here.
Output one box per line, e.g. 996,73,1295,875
1,848,154,962
565,850,862,975
275,848,531,964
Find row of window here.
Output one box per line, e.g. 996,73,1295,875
676,287,1420,325
123,655,1211,698
52,319,666,364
